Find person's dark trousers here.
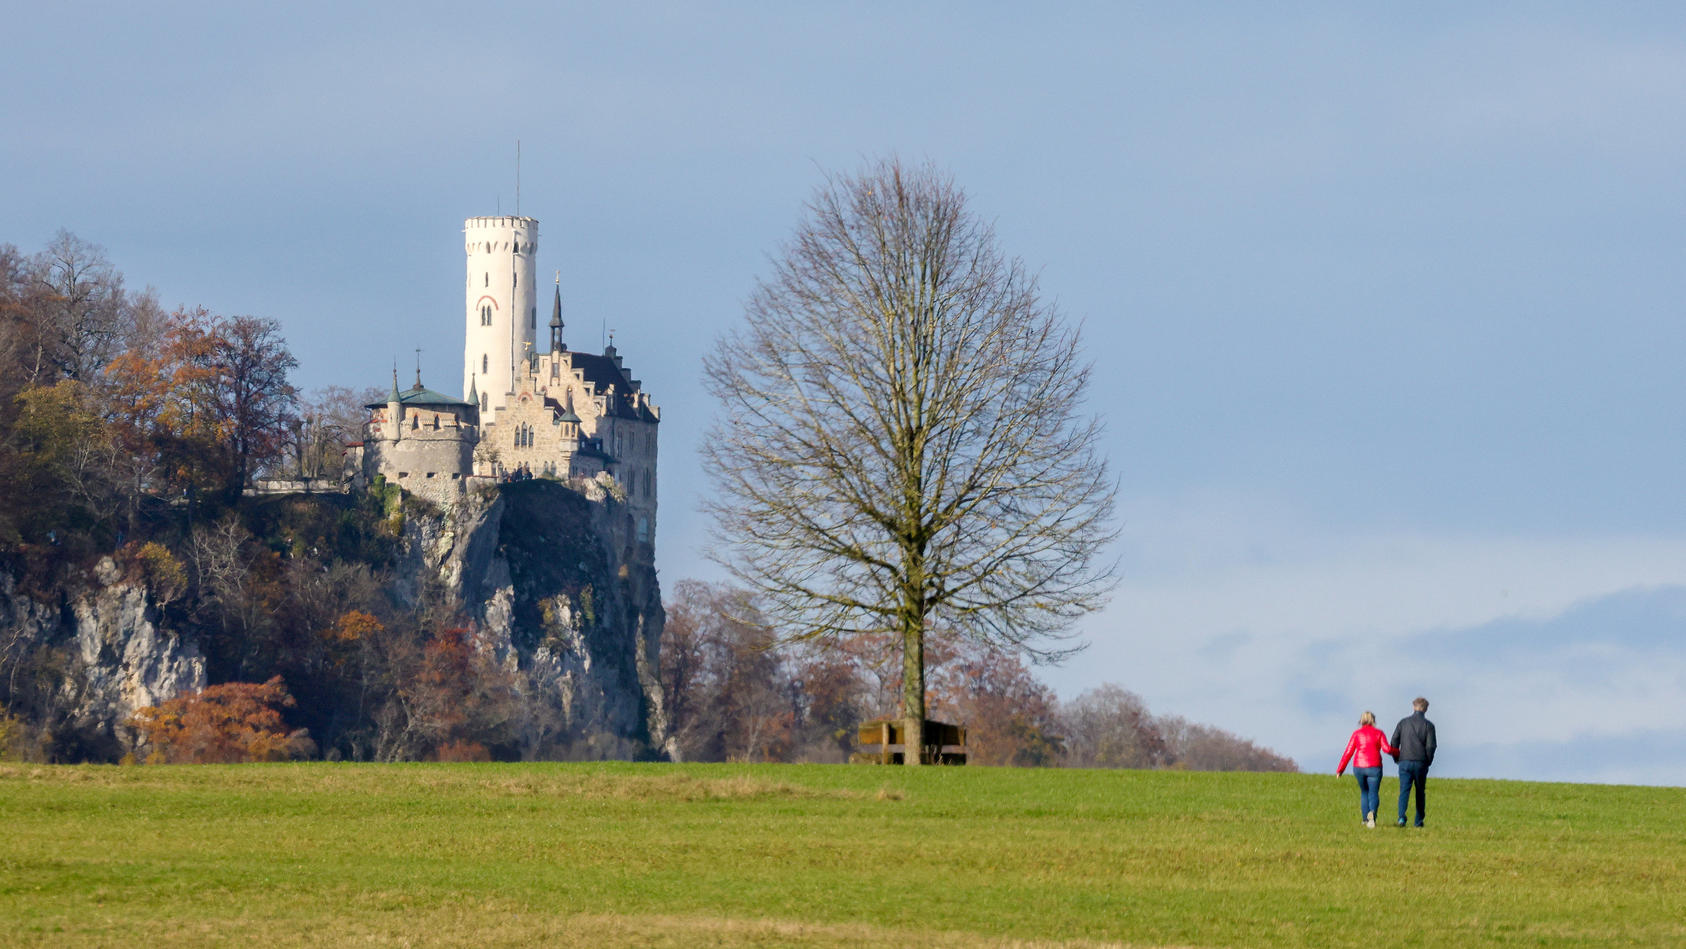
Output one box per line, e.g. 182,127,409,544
1397,760,1428,826
1353,766,1381,820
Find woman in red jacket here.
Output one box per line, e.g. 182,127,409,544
1336,711,1397,828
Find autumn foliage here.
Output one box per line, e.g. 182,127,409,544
128,676,316,764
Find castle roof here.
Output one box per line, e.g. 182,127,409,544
367,382,475,409
570,351,659,423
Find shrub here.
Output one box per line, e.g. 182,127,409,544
128,675,316,763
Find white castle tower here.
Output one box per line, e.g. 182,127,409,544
463,216,539,408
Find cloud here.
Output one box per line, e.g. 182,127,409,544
1048,493,1686,786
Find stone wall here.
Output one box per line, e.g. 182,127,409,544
363,413,476,506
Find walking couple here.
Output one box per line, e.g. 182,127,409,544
1336,698,1437,828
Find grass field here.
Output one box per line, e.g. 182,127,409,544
2,762,1683,947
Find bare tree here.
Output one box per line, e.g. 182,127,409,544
702,158,1118,765
26,231,132,382
1058,683,1167,769
293,385,374,481
658,580,792,763
0,244,31,404
215,315,299,498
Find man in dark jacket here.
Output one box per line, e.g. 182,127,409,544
1391,697,1437,827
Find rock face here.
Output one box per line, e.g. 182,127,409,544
0,563,206,759
1,479,668,762
407,479,672,760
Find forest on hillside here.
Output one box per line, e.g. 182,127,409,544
0,232,1294,772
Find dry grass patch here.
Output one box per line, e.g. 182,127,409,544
474,770,904,803
9,905,1181,948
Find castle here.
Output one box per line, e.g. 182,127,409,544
353,216,660,556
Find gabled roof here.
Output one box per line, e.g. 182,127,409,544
568,351,657,423
569,351,630,394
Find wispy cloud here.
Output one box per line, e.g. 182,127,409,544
1051,493,1686,785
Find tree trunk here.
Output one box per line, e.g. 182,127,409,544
901,620,924,766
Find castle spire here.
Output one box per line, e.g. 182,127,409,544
390,364,401,403
468,372,479,407
549,273,565,354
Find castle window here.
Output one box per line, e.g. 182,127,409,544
530,306,536,329
484,272,489,287
483,354,488,374
514,272,518,287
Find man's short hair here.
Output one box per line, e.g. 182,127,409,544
1413,697,1429,711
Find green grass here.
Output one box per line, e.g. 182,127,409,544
2,763,1682,947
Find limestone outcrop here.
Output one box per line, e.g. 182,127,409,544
403,479,671,760
0,564,206,759
0,479,667,762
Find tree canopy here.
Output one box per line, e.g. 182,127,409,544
703,158,1118,762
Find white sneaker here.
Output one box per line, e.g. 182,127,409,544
1365,813,1376,828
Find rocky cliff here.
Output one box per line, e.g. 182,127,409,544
405,478,672,760
0,478,669,762
0,563,206,761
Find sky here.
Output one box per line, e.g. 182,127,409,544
5,3,1684,785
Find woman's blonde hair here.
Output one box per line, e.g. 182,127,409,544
1359,711,1376,726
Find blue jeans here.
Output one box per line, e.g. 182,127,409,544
1352,767,1381,820
1397,760,1428,825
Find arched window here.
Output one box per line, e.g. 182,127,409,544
482,354,488,374
484,272,489,287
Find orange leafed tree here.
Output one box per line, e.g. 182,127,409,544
128,675,316,763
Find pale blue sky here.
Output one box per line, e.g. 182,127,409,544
6,3,1684,784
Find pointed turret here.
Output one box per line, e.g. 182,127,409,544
386,366,402,440
549,278,565,354
468,372,479,411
